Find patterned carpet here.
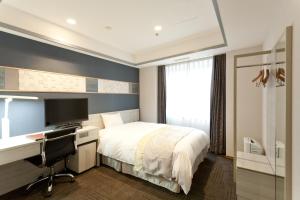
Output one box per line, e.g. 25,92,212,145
0,153,236,200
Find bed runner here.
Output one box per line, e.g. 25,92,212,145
134,126,191,179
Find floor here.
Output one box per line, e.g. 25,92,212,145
0,153,236,200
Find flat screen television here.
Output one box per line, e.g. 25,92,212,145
45,98,88,126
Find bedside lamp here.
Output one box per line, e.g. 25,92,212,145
0,95,38,139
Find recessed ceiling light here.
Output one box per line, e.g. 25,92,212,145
154,25,162,32
66,18,77,25
104,26,112,31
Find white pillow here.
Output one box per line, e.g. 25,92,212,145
101,112,124,128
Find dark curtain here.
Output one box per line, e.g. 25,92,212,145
210,54,226,155
157,65,166,124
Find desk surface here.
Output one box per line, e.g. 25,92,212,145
0,126,98,152
0,136,41,152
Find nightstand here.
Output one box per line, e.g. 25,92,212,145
67,126,99,173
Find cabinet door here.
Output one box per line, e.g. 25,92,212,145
68,142,97,173
78,142,96,173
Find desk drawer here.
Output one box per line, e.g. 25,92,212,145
0,143,40,166
76,129,98,145
68,142,96,173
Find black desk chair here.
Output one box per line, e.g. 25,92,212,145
26,127,77,196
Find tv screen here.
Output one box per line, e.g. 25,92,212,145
45,98,88,126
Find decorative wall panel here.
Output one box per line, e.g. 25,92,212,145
86,78,98,92
0,66,138,95
19,69,86,92
99,79,130,94
130,83,139,94
0,68,4,89
4,68,19,90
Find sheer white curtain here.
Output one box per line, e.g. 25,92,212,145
165,58,213,133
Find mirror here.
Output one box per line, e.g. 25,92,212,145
234,26,292,200
274,32,286,200
274,27,292,200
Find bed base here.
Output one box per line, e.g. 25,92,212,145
97,146,208,193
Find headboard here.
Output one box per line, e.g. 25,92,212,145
82,109,140,129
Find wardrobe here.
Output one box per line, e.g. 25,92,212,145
234,26,293,200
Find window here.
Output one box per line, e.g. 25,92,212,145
165,58,213,133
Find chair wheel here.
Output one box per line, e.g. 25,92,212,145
44,190,52,197
43,186,53,197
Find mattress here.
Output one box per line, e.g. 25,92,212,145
97,121,210,194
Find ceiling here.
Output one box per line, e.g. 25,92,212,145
1,0,224,63
140,0,279,67
0,0,278,67
216,0,276,50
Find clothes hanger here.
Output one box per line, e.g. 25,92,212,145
262,69,270,87
276,68,285,83
252,70,264,87
252,66,285,88
252,70,263,83
252,68,271,87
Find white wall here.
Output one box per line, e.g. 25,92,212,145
236,66,263,151
262,0,300,199
139,66,158,123
226,46,263,157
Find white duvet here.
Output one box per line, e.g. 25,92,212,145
98,121,209,194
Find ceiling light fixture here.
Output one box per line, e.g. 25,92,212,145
154,25,162,32
154,25,162,36
66,18,77,25
104,26,112,31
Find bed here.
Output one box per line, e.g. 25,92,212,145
97,117,210,194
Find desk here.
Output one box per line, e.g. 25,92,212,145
0,126,99,195
0,126,99,166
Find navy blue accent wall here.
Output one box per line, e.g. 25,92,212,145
0,31,138,82
0,92,138,137
0,31,139,138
